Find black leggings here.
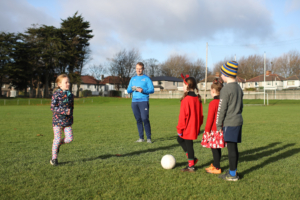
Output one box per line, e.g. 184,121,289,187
177,136,194,159
211,148,221,169
227,142,239,170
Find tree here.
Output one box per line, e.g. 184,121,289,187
61,11,94,93
0,32,15,96
108,48,141,90
160,54,206,82
272,50,300,78
144,58,159,77
88,64,107,80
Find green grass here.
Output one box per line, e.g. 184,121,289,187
0,97,300,199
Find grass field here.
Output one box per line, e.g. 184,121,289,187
1,97,300,199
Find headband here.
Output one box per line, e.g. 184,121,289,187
180,74,190,85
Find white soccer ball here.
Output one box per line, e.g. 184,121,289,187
161,154,176,169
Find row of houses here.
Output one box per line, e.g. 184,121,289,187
1,71,300,97
198,71,300,91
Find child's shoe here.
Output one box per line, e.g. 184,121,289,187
218,170,239,181
206,167,221,174
50,159,58,166
181,166,195,172
205,163,214,171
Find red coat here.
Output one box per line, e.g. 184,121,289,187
177,94,203,140
204,97,220,133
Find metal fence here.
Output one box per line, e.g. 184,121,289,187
149,90,300,100
0,98,94,106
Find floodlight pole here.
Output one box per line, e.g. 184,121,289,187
264,52,266,105
204,42,208,104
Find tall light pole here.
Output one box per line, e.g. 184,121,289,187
204,42,208,104
264,52,266,105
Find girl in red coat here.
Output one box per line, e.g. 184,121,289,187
201,78,225,174
177,75,203,172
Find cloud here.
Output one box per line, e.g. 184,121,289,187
0,0,59,33
57,0,274,63
59,0,274,44
285,0,300,13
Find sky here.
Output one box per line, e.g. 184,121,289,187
1,0,300,73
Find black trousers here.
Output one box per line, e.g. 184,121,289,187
227,142,239,170
211,148,222,169
177,136,194,159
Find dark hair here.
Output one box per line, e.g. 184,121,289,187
211,78,223,94
136,62,144,68
181,77,202,102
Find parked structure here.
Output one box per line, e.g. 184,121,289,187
283,75,300,89
198,72,245,90
246,71,285,90
150,76,183,91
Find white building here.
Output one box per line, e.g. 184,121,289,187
246,71,285,90
283,75,300,89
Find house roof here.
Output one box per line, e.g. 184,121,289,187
247,74,285,82
199,75,245,83
199,75,219,82
150,76,182,82
99,76,131,84
81,75,100,84
285,75,300,80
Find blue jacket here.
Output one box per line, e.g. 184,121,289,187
127,75,154,102
51,89,74,127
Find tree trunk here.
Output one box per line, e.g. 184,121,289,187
44,70,49,98
0,77,2,97
29,78,34,98
36,75,40,98
76,83,80,97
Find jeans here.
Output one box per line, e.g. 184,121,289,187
131,101,151,139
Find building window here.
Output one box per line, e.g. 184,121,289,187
87,85,90,89
177,82,178,87
173,81,175,86
248,83,250,87
255,82,258,86
287,81,294,86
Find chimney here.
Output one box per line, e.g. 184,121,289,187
101,75,104,80
266,71,271,76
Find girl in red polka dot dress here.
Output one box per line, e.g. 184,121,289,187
201,78,225,174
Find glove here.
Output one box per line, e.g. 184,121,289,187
177,133,183,137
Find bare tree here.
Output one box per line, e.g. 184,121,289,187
88,64,107,80
144,58,159,77
160,54,191,77
188,59,206,82
160,54,206,82
108,48,141,90
272,50,300,77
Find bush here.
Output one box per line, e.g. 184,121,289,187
245,88,256,91
82,90,92,97
109,90,122,97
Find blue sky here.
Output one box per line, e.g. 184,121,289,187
1,0,300,73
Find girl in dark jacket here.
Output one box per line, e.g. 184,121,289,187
50,74,74,166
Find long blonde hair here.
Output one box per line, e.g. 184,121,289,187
53,74,69,92
180,77,201,102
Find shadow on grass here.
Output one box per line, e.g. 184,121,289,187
194,142,283,170
239,147,300,178
59,140,202,165
220,143,297,179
